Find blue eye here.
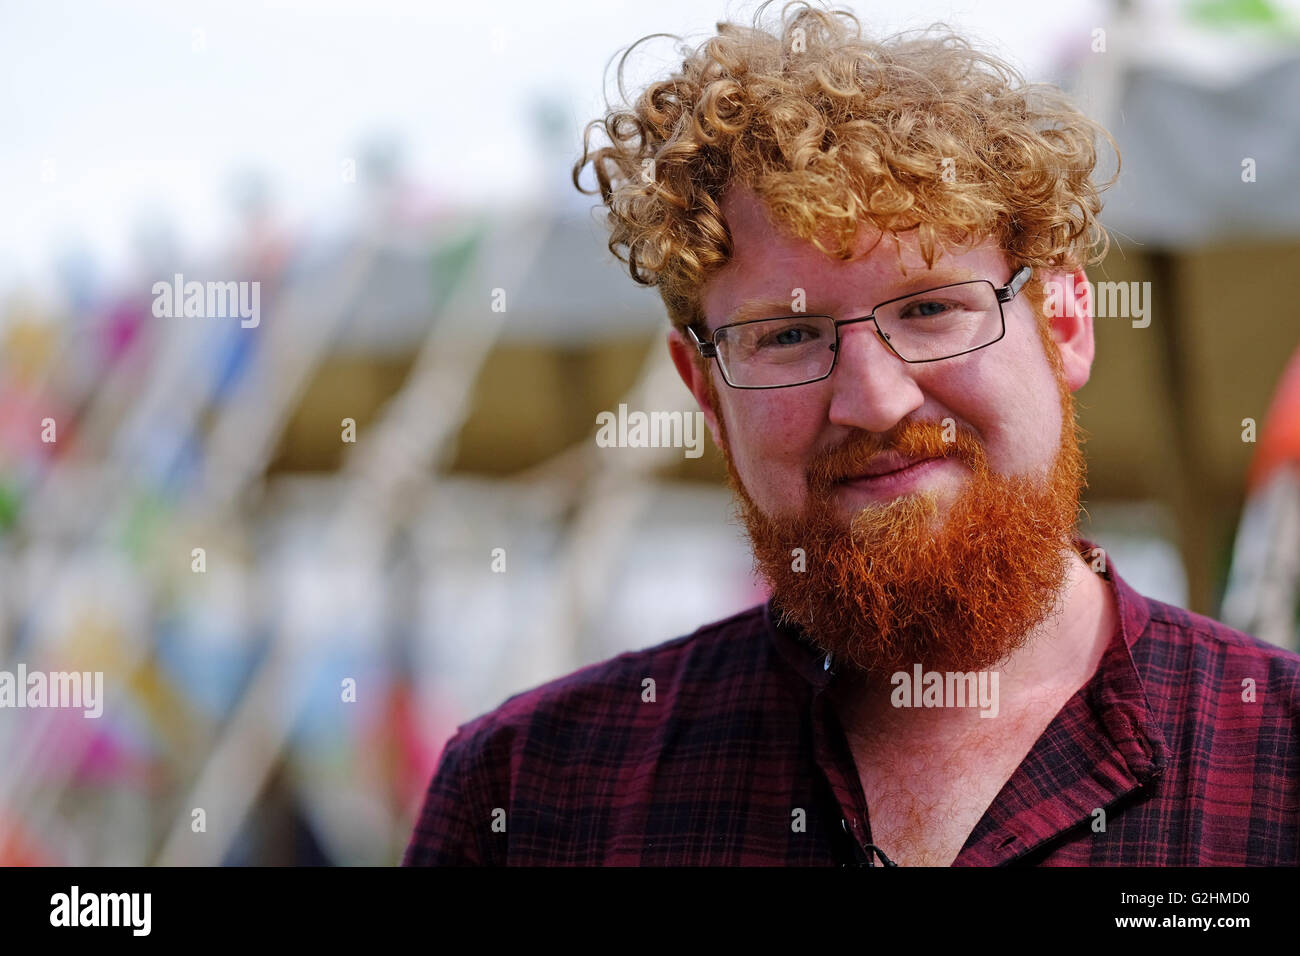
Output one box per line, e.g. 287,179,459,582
906,300,949,318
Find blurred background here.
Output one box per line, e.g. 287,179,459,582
0,0,1297,865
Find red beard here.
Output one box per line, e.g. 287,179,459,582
712,362,1087,679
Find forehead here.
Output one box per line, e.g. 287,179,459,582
700,184,1007,326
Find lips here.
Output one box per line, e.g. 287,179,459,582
838,454,942,481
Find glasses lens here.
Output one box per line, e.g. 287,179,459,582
874,281,1002,361
715,315,836,387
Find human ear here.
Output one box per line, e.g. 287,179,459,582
667,327,726,451
1038,267,1095,391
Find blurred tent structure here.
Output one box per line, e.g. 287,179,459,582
1221,345,1300,650
0,134,756,864
1062,0,1300,624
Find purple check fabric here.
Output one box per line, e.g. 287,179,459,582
403,539,1300,865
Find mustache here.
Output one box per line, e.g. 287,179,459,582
806,420,987,497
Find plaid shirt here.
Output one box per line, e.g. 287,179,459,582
403,539,1300,865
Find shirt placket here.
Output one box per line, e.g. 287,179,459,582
807,654,884,866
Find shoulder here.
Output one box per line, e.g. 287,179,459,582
449,602,771,754
402,603,772,864
437,603,780,779
1140,592,1300,670
1134,592,1300,710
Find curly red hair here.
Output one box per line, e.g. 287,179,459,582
573,0,1118,336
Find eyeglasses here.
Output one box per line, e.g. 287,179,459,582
688,266,1032,389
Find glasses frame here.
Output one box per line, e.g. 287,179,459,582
688,265,1033,389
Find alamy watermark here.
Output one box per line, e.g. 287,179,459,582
50,886,150,936
152,272,261,328
0,665,103,718
891,664,999,718
595,403,706,459
1044,275,1151,328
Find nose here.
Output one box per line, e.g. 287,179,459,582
826,320,925,433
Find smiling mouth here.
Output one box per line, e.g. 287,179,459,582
836,455,943,483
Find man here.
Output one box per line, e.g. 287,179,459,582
404,3,1300,865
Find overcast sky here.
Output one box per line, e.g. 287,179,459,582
0,0,1238,298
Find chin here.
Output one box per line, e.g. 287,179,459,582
842,487,946,522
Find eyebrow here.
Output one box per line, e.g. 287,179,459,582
718,268,987,327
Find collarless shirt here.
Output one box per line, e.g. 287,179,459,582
403,539,1300,866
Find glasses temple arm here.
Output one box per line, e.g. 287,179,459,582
996,265,1033,303
687,325,718,358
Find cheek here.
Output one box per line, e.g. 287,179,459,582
936,351,1059,470
723,392,825,485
